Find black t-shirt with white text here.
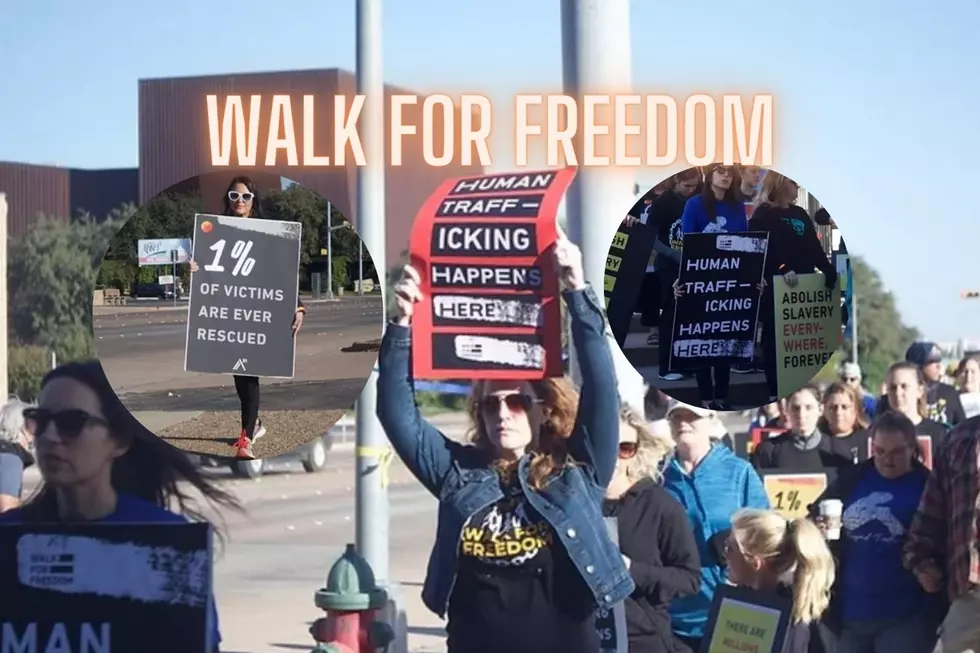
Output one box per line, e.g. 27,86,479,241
448,479,597,653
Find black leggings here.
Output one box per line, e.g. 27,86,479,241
233,375,260,439
639,271,662,327
759,287,779,398
695,365,730,403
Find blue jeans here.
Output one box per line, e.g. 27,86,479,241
839,613,936,653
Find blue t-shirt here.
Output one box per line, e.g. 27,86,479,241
680,193,749,235
0,493,221,647
662,445,770,638
840,467,926,623
0,452,25,498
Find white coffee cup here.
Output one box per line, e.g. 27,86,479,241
818,499,843,541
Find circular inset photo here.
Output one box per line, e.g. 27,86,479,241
606,164,849,412
94,171,384,467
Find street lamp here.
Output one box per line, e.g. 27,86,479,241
325,201,352,300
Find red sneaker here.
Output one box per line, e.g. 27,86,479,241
234,431,255,460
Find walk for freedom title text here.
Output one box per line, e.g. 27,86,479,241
206,93,773,169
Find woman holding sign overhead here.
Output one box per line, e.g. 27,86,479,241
378,230,632,653
188,176,306,460
674,163,749,411
0,360,239,652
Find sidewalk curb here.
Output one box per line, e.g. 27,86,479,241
93,296,382,317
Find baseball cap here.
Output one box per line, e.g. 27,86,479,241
905,342,942,367
665,399,715,420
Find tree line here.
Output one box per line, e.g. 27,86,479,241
7,185,375,399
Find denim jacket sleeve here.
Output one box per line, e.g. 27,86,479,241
564,286,621,488
376,323,460,497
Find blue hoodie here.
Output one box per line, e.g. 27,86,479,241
662,444,770,639
680,193,748,235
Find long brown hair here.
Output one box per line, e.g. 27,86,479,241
817,381,870,433
467,378,580,489
701,163,739,220
756,170,798,208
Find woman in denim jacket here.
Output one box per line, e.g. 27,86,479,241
377,233,634,653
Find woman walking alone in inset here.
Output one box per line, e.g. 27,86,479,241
189,176,306,460
377,230,633,653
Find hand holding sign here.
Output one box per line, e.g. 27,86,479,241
553,225,586,291
394,264,423,326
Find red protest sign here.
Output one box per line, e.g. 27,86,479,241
409,168,576,380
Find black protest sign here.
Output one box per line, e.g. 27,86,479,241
410,169,576,380
0,522,213,653
669,232,768,370
604,223,656,348
185,214,302,378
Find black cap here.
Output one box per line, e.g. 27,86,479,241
905,341,942,366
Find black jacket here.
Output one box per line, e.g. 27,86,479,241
806,459,947,634
603,478,701,653
751,204,836,284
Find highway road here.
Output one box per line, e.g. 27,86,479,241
94,296,385,459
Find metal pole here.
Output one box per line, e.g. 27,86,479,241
851,287,859,366
560,0,646,416
355,0,391,598
327,203,334,301
0,194,7,400
358,239,364,295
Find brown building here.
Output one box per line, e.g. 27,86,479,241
139,68,484,264
0,162,138,237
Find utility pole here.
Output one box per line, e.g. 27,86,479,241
326,202,334,300
560,0,646,416
354,0,401,651
0,193,7,399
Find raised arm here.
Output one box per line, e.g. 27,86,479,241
552,232,620,487
376,266,459,497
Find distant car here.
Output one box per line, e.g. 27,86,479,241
132,283,167,299
188,431,333,479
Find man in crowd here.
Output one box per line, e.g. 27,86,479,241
905,415,980,653
838,361,878,418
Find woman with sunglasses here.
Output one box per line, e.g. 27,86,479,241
604,404,700,653
189,176,306,459
661,400,769,652
673,163,750,411
378,231,631,653
807,411,943,653
0,360,240,652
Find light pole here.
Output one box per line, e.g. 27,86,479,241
560,0,646,416
325,201,351,301
354,0,399,650
0,193,7,400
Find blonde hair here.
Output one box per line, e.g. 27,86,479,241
620,404,674,483
467,377,580,489
731,509,835,625
756,171,799,207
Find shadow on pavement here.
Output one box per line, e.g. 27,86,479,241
121,378,369,412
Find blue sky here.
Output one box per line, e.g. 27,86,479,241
1,0,978,343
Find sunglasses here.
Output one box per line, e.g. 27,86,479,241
479,394,538,414
228,191,254,203
618,442,638,459
843,376,859,383
23,408,108,438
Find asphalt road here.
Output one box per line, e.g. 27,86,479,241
94,297,382,362
94,296,385,459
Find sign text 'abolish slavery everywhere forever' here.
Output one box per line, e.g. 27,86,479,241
185,214,302,378
409,169,576,380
